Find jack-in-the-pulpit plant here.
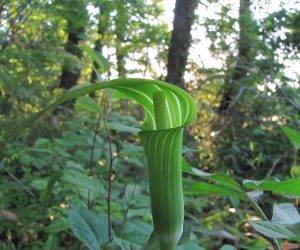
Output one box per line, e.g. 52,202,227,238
3,79,196,250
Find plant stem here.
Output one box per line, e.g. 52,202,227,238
87,113,102,209
1,164,37,199
103,98,113,242
245,195,281,250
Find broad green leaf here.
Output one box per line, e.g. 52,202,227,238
75,96,101,114
101,241,123,249
220,245,237,250
54,132,87,148
65,160,84,171
142,231,158,250
61,169,105,196
192,226,237,242
271,203,300,224
30,178,48,191
184,182,244,198
178,221,192,246
121,231,151,246
250,220,299,239
119,223,153,247
243,178,300,196
240,237,272,250
293,236,300,243
250,203,300,240
281,125,300,150
124,183,142,202
118,219,153,246
44,234,59,250
113,236,135,249
68,207,109,250
246,190,263,202
108,122,140,134
182,159,241,191
44,219,69,233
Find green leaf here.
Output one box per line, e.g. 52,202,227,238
246,190,263,202
108,122,140,134
271,203,300,224
184,182,244,198
250,220,298,239
61,169,105,196
281,125,300,149
121,231,151,246
101,241,123,249
68,207,109,250
142,231,158,250
44,219,69,233
291,165,300,178
178,221,192,246
80,46,108,72
220,245,237,250
30,178,48,191
75,96,101,114
250,203,300,240
182,159,241,191
293,236,300,243
192,226,237,241
44,234,59,250
240,237,272,250
243,178,300,196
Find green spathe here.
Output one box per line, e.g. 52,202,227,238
140,128,184,250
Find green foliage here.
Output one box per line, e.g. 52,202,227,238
243,178,300,196
68,207,109,250
75,96,101,114
250,203,300,240
1,0,299,249
281,125,300,150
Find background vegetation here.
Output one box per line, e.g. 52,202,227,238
0,0,299,249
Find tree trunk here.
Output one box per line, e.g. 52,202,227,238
90,37,103,84
90,2,110,84
218,0,254,113
165,0,198,89
115,2,128,78
59,0,87,89
214,0,258,177
60,31,83,89
116,49,126,78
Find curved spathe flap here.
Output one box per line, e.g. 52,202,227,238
65,79,196,130
2,79,196,147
